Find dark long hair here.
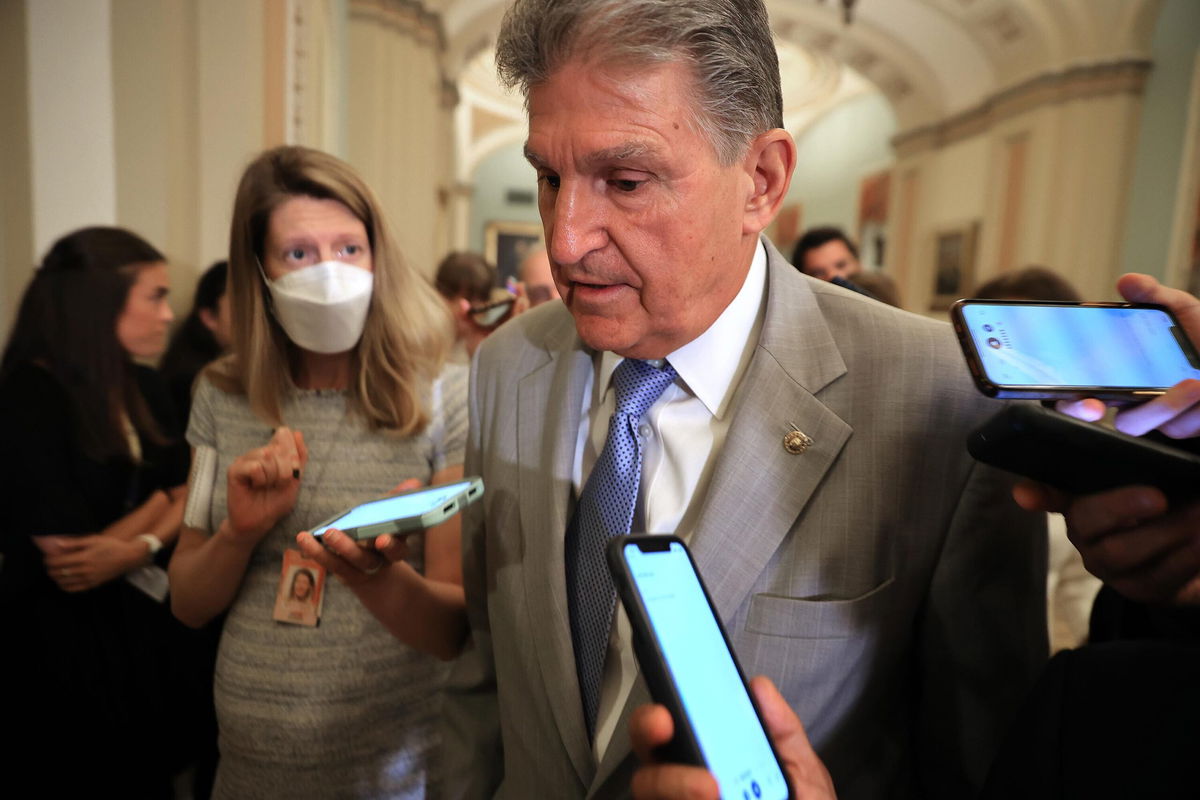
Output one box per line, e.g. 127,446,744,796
1,227,167,461
160,261,227,385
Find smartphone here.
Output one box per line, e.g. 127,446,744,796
310,476,484,540
951,299,1200,400
967,404,1200,502
607,535,793,800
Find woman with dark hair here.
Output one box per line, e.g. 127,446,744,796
160,260,231,422
0,226,208,796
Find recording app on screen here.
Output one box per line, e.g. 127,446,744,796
626,541,788,800
960,304,1200,387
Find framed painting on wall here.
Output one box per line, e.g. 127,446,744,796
857,170,891,271
930,221,980,310
485,221,544,285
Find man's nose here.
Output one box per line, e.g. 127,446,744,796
546,181,607,267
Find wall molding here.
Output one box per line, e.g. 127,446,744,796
893,59,1153,158
348,0,444,50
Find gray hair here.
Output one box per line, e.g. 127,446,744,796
495,0,783,165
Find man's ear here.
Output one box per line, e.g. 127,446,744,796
741,129,796,236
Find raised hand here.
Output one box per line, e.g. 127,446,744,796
226,427,308,542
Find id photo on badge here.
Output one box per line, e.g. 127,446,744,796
273,549,326,627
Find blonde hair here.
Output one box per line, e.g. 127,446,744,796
208,145,452,435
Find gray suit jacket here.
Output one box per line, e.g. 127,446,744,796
439,240,1047,800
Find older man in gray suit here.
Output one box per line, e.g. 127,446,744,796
438,1,1047,798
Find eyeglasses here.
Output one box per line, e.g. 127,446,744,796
469,297,516,328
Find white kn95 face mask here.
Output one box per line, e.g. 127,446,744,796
261,260,374,354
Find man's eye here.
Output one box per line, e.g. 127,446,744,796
610,179,643,193
539,174,561,190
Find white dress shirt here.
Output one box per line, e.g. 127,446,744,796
571,241,769,760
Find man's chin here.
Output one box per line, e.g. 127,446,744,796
573,314,678,360
573,313,640,356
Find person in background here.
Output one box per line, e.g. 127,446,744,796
519,246,562,305
434,251,512,360
972,265,1101,653
973,266,1080,307
792,226,861,282
792,225,897,305
436,251,529,359
847,271,901,308
0,226,214,797
168,145,468,798
160,260,232,423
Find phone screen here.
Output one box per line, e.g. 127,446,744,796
958,302,1200,389
621,540,789,800
310,480,475,537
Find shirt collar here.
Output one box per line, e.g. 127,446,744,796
597,240,768,418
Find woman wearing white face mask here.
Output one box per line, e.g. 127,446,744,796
167,146,466,798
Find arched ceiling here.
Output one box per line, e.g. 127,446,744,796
429,0,1163,177
453,36,881,179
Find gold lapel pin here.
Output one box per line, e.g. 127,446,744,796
783,423,813,455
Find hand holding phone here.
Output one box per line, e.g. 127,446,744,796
951,299,1200,400
629,676,834,800
608,535,793,800
310,476,484,540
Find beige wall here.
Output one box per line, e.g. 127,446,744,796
889,62,1150,311
110,0,267,306
26,0,119,259
344,0,451,277
0,0,33,338
5,0,452,329
112,0,200,278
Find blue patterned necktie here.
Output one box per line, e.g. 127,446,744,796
566,357,678,738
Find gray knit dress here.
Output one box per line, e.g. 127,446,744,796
185,365,468,799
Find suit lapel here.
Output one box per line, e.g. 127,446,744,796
691,240,852,624
517,316,596,786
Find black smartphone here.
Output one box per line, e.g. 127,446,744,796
607,535,793,800
967,404,1200,502
950,299,1200,400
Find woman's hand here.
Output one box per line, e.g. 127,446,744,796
44,535,148,592
227,427,308,543
294,472,468,659
295,528,392,586
293,478,422,585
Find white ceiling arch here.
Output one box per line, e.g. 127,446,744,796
430,0,1166,179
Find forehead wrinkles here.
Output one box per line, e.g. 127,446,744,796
526,61,698,160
